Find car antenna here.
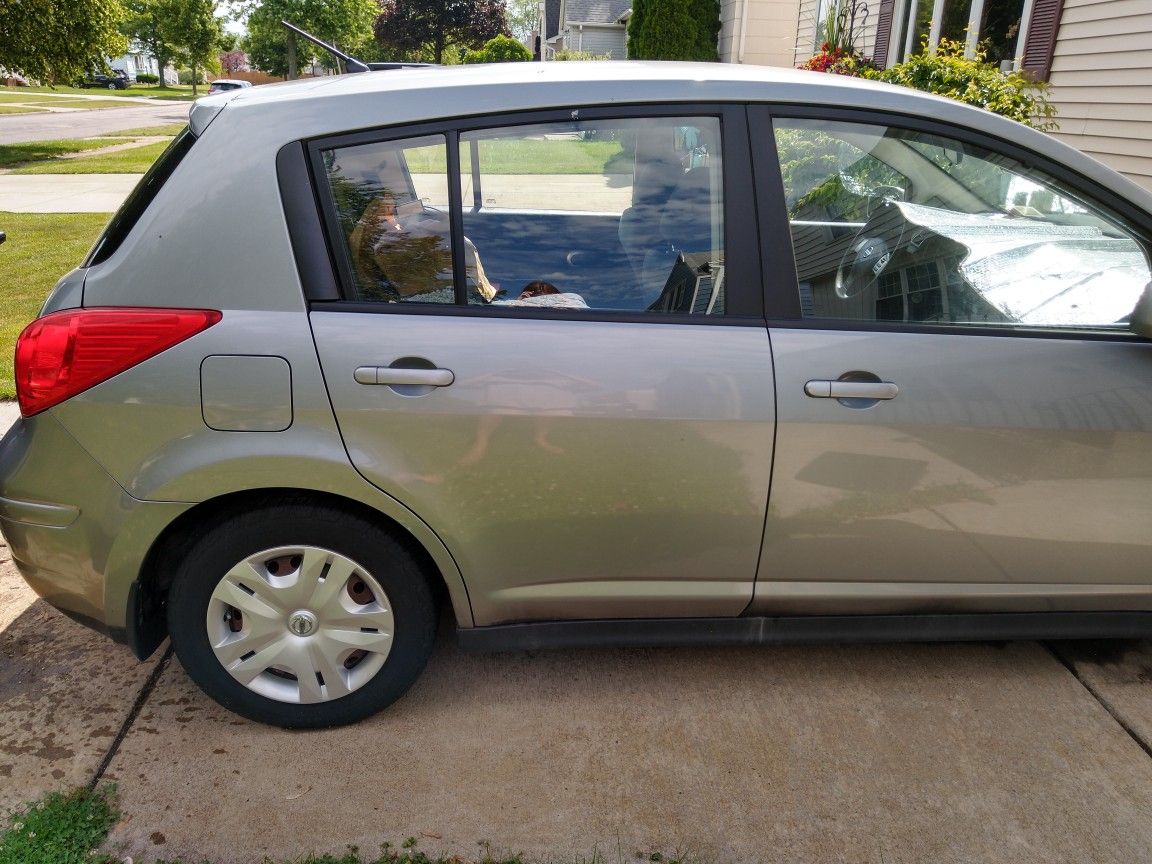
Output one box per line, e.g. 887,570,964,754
280,20,371,73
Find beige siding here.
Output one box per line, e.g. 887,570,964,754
719,0,805,66
793,0,881,66
1048,0,1152,191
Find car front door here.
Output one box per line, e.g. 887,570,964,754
748,108,1152,616
306,107,776,627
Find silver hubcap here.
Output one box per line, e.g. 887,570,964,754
206,545,395,705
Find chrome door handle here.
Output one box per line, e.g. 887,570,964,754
355,366,455,387
805,380,899,400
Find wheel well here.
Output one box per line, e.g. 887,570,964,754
130,488,453,659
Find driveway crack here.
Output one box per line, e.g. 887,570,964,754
88,644,173,790
1045,642,1152,761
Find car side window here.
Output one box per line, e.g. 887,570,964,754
316,117,727,315
459,117,725,313
320,134,463,304
772,118,1152,330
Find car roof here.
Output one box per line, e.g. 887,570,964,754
190,61,1152,214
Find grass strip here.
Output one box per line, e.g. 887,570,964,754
111,124,186,137
10,84,200,101
405,139,630,175
0,786,118,864
11,140,169,175
0,105,44,114
0,138,135,169
0,212,108,397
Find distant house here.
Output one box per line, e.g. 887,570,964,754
109,42,178,84
543,0,632,58
718,0,1152,192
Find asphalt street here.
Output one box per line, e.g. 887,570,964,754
0,100,189,144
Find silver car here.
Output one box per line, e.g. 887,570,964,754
3,63,1152,728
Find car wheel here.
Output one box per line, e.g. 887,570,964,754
167,503,436,728
107,82,117,90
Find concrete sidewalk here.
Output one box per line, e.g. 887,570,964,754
0,174,142,213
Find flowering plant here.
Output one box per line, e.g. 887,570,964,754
799,42,871,75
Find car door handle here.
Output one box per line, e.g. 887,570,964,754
354,366,455,387
804,380,899,400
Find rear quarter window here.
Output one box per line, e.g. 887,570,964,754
85,127,196,266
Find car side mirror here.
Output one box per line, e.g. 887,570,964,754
1130,282,1152,338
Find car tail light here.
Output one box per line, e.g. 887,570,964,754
15,307,222,417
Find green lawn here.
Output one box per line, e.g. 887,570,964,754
110,124,185,137
0,138,134,169
10,140,170,175
0,212,108,398
0,106,41,114
0,786,118,864
0,94,81,104
12,83,200,101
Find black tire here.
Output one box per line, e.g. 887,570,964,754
167,502,436,728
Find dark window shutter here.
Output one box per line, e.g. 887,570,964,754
872,0,896,67
1021,0,1064,81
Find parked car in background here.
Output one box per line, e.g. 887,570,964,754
3,64,1152,729
207,79,252,94
78,71,130,90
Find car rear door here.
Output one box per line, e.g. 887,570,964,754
303,106,776,627
748,106,1152,616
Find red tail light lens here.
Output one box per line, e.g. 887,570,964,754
15,307,222,417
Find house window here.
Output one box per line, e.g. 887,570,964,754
894,0,1028,68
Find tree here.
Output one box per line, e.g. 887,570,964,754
504,0,538,43
219,48,247,72
243,0,377,78
122,0,177,87
463,34,531,63
374,0,509,64
165,0,224,94
627,0,719,61
0,0,128,83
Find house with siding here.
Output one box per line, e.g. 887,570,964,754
543,0,633,58
718,0,1152,192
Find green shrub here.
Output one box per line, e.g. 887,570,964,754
869,38,1056,130
463,35,532,64
176,68,207,85
134,72,159,84
627,0,719,61
552,49,612,60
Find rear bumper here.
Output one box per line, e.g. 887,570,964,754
0,412,189,641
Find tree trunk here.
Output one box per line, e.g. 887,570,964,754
435,33,445,63
287,31,299,80
191,62,198,95
157,47,169,88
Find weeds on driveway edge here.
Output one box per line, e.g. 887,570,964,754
0,784,118,864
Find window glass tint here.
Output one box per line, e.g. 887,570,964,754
321,135,463,303
460,117,726,313
773,118,1152,330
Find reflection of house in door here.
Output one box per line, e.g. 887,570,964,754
718,0,1152,192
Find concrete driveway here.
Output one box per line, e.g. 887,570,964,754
3,407,1152,864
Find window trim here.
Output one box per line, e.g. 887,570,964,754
295,103,763,323
750,103,1152,338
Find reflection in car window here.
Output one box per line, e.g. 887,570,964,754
773,118,1152,330
316,118,728,315
459,117,726,313
321,135,495,304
